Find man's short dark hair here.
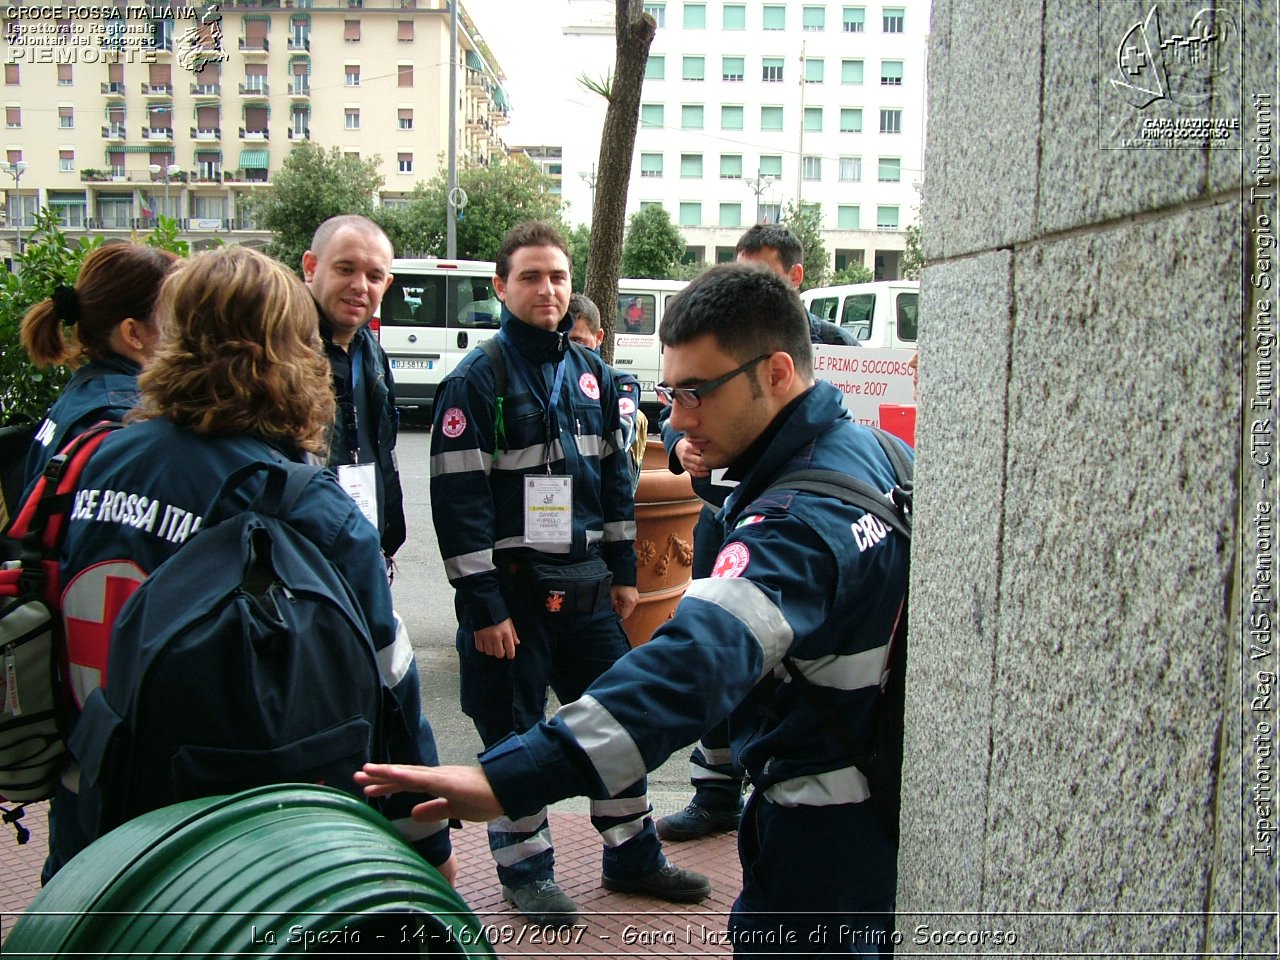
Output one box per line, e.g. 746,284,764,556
661,263,813,379
495,221,570,280
568,292,601,331
309,215,391,258
735,223,803,270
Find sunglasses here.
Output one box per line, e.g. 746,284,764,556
655,354,770,409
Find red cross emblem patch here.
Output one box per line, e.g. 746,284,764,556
441,407,468,439
578,372,600,400
711,542,751,579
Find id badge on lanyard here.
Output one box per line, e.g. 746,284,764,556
338,462,379,530
524,474,573,545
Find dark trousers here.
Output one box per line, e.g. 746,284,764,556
458,569,663,888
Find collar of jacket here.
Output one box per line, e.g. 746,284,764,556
72,351,142,382
500,304,571,364
722,380,851,509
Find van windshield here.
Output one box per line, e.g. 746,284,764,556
617,294,657,335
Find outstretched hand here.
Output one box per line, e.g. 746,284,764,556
355,763,506,823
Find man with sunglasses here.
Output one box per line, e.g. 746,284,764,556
656,222,859,843
360,262,912,955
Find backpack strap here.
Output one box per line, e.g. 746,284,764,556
204,460,323,527
477,337,508,456
764,469,910,540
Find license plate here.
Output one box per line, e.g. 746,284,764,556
391,359,434,370
638,380,655,392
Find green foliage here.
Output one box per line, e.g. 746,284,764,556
564,222,591,292
780,201,830,291
144,214,189,257
901,222,924,280
392,156,563,261
831,262,874,285
240,143,383,273
620,206,684,279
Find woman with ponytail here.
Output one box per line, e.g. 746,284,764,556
20,241,180,489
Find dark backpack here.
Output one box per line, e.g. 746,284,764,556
69,460,395,837
0,422,120,843
763,427,913,845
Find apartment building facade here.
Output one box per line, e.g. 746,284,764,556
563,0,928,278
0,0,507,257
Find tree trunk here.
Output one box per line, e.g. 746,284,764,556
584,0,655,364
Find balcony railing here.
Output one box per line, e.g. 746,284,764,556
289,82,310,96
288,36,310,51
191,127,221,140
288,126,310,140
190,83,221,96
239,82,270,96
239,127,269,140
239,36,269,52
100,81,126,94
142,126,174,140
101,124,127,139
141,82,173,96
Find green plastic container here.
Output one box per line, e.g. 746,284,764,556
5,784,494,957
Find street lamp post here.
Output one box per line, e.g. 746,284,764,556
0,159,29,256
148,162,182,221
745,174,776,223
579,164,598,221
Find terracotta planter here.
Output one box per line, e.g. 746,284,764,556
622,440,701,647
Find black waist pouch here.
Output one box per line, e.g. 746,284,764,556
523,557,613,615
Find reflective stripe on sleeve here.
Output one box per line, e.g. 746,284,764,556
762,765,871,807
430,448,491,477
789,644,889,691
377,613,414,686
681,577,794,675
557,695,647,797
602,520,636,542
444,548,496,580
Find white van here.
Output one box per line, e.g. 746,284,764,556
375,258,501,412
612,278,688,410
801,280,921,349
377,266,687,413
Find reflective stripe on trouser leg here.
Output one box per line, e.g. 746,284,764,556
688,719,746,808
594,776,665,882
488,809,555,888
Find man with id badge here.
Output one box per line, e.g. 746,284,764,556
429,221,710,927
303,215,407,561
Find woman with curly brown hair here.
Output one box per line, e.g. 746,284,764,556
20,241,180,490
43,246,455,885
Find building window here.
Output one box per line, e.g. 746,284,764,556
397,19,414,41
640,152,663,177
345,66,360,87
681,104,704,129
398,152,412,173
804,107,823,132
719,202,742,228
838,205,860,229
641,103,664,128
844,6,865,31
839,156,862,181
4,106,18,128
759,202,781,224
721,104,744,130
58,106,73,128
682,56,705,81
679,201,701,226
802,6,826,31
763,4,785,29
57,63,72,85
343,19,360,41
842,59,865,84
762,57,784,82
59,149,74,172
722,56,744,81
642,2,665,27
682,2,705,28
883,6,904,32
398,64,413,87
398,108,413,130
840,108,863,132
680,153,703,178
761,106,783,131
723,3,746,29
805,58,824,84
345,108,360,130
802,156,822,181
877,205,899,228
880,108,902,133
719,154,743,179
878,157,901,181
4,64,18,85
645,55,665,80
881,60,903,85
759,154,783,177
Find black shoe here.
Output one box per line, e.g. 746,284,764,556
602,860,712,903
656,801,742,841
501,879,581,926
